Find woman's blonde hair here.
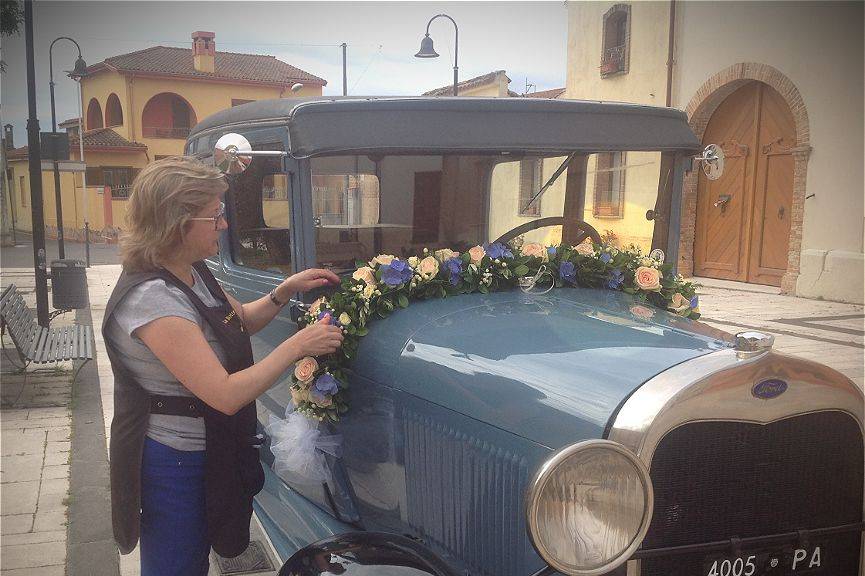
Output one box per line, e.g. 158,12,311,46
120,156,228,271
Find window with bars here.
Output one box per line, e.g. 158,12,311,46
593,152,626,218
518,158,543,216
601,4,630,77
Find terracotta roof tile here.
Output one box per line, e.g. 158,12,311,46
523,87,566,99
423,70,510,96
7,128,146,159
86,46,326,86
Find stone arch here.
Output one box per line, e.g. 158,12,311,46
105,93,123,127
679,63,810,293
86,98,103,130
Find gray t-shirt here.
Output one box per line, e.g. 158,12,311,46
107,267,227,451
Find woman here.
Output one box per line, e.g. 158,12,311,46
102,156,343,575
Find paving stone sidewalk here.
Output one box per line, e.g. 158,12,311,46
1,271,76,576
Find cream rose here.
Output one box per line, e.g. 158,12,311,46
418,256,440,279
668,293,691,315
309,296,327,315
352,266,377,286
362,284,376,300
434,248,459,262
468,245,486,264
635,266,662,292
521,242,548,261
338,312,352,325
574,242,595,257
369,254,395,267
294,356,319,383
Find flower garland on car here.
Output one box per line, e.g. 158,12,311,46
289,241,700,423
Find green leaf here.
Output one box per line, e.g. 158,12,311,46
513,264,530,276
397,294,409,308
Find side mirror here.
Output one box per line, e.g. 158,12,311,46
278,532,459,576
214,133,288,174
696,144,725,180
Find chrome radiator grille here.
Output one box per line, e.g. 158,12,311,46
404,412,531,576
641,411,863,576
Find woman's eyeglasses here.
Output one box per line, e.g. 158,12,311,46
188,202,226,230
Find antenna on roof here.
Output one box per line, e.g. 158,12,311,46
523,78,536,96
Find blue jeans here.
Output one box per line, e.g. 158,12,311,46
140,437,209,576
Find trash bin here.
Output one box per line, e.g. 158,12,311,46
50,259,89,310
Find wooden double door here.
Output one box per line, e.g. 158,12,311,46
694,81,795,286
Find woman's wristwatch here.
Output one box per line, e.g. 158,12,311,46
269,288,287,308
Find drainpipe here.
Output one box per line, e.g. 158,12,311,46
665,0,676,107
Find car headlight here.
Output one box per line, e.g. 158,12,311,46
525,439,653,575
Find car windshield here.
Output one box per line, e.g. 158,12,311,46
310,151,673,273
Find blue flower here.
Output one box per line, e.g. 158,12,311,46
600,252,612,264
606,268,624,290
690,295,699,308
445,257,463,286
316,310,341,328
559,261,576,283
484,242,513,260
547,246,557,258
313,373,340,396
381,259,413,286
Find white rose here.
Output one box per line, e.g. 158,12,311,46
418,256,440,279
468,245,486,264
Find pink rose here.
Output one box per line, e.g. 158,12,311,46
574,242,595,257
634,266,661,292
522,242,548,261
352,266,376,286
369,254,395,267
294,356,318,383
668,293,691,315
309,296,327,315
418,256,440,279
630,304,656,320
468,245,486,264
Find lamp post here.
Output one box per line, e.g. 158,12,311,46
415,14,459,96
48,36,87,260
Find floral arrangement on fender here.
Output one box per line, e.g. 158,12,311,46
289,241,700,422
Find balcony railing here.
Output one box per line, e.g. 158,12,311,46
109,185,132,199
142,126,191,139
600,45,625,76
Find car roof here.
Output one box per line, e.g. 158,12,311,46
189,96,702,158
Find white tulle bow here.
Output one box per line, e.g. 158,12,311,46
265,406,342,485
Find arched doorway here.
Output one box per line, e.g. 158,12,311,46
692,81,796,287
87,98,103,130
141,93,197,139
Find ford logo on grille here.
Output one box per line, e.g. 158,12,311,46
752,379,788,399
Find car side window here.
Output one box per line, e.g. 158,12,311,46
227,140,292,274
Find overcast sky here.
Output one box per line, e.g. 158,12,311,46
1,1,569,144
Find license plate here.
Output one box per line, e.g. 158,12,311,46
704,544,824,576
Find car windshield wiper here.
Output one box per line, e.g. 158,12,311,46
521,152,577,215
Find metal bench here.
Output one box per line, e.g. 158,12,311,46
0,284,93,374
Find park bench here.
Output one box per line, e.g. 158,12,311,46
0,284,93,375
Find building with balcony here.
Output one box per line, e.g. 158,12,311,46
6,30,326,240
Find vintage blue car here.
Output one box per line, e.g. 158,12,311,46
186,98,863,576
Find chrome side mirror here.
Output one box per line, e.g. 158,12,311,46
696,144,725,180
213,133,287,174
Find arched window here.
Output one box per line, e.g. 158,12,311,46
105,93,123,127
141,93,197,139
601,4,630,77
86,98,104,130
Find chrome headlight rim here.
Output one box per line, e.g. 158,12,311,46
525,439,654,576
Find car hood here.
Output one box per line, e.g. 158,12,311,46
351,288,732,450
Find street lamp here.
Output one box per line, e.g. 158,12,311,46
48,36,86,260
415,14,459,96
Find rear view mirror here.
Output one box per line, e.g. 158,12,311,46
214,133,288,174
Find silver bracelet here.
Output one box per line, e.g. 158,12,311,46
269,288,287,307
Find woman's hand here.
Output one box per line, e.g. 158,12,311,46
276,268,340,301
289,314,344,357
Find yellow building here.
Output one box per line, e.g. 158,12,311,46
423,70,517,98
7,30,326,239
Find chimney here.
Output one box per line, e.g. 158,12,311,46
191,31,216,73
3,124,12,150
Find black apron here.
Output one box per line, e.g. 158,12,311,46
103,261,265,558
